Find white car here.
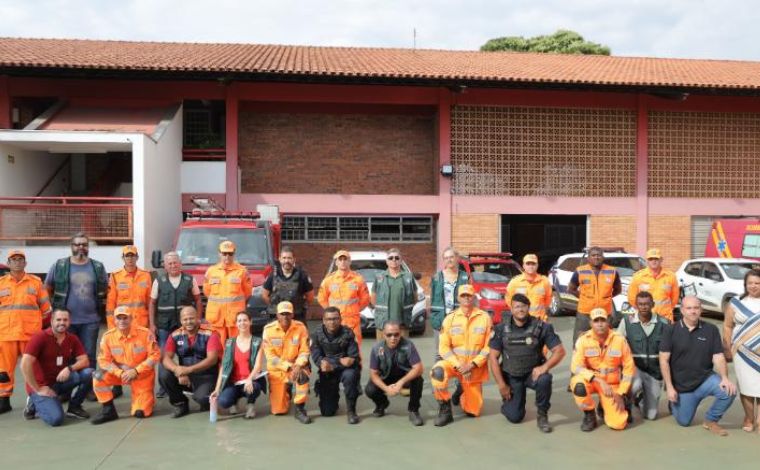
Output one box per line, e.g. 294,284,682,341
548,249,645,316
675,257,758,315
324,251,427,335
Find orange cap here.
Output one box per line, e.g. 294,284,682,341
645,248,662,259
114,306,131,318
6,249,25,260
219,241,236,253
277,301,294,314
589,308,609,321
122,245,138,256
458,284,476,297
333,250,351,260
523,254,538,264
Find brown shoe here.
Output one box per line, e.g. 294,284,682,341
703,420,728,436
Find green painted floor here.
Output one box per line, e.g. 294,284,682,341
0,316,757,469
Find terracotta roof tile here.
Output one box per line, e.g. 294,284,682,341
2,37,760,90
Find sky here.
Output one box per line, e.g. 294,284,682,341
1,0,759,61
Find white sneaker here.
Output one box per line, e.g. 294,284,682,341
244,404,256,419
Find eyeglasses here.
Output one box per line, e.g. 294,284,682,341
221,252,235,256
387,256,400,261
71,243,89,247
384,333,400,338
277,312,293,316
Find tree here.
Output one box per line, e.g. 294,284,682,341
480,30,610,55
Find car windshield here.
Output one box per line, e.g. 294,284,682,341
328,259,412,281
720,262,758,280
176,228,269,266
469,262,520,283
355,269,385,283
598,257,645,277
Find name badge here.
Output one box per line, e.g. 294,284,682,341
230,277,241,284
209,278,221,285
118,282,129,290
0,289,10,297
516,288,527,294
56,356,63,366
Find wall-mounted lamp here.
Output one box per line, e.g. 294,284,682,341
440,164,454,177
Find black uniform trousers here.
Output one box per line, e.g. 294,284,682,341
159,366,217,409
365,373,423,412
316,367,361,416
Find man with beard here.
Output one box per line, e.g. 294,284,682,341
262,246,314,322
46,233,108,382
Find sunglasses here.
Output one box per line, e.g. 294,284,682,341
387,256,400,261
277,311,293,316
385,333,400,338
221,252,235,256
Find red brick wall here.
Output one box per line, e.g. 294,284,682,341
452,214,500,255
239,112,436,194
286,242,437,319
648,215,692,271
589,215,637,254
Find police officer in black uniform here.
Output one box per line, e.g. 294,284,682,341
310,306,361,424
262,246,314,321
488,293,565,433
365,321,425,426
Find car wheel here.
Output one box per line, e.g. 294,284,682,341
549,292,563,317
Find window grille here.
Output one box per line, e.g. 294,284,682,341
282,216,433,242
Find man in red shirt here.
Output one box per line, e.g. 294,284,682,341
20,309,93,426
158,306,222,418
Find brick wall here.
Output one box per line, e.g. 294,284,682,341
647,215,692,271
239,112,436,195
589,215,637,254
287,241,437,318
452,214,500,255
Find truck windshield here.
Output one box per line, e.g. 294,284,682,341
176,228,269,266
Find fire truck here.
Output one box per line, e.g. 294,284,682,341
152,203,281,333
704,218,760,261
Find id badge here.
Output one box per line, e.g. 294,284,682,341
56,356,63,366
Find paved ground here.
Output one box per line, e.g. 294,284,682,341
0,315,757,469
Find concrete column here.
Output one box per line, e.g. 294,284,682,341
437,89,453,268
635,95,649,254
225,83,240,210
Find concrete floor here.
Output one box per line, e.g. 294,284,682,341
0,316,757,469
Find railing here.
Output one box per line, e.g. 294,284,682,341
182,148,226,161
0,196,133,241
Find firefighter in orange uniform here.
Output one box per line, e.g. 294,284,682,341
431,284,492,426
203,241,252,344
318,250,370,346
627,248,679,322
106,245,152,329
262,301,312,424
571,307,635,431
91,306,160,424
506,254,553,321
0,250,52,413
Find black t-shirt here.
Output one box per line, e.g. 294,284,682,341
659,320,723,393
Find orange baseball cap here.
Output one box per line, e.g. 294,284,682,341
333,250,351,260
589,308,609,321
523,254,538,264
645,248,662,259
277,301,294,314
6,249,26,260
122,245,138,256
114,306,131,318
219,241,236,253
458,284,476,297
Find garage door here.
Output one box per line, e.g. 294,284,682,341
691,216,715,258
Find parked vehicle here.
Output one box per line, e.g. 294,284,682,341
459,253,522,323
548,248,645,316
0,263,8,276
324,251,427,336
704,218,760,261
676,257,759,315
152,205,281,333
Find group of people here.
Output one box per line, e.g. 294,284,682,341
1,235,759,437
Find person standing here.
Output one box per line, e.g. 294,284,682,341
0,249,52,413
428,247,470,357
45,232,108,377
723,268,760,433
372,248,417,339
567,247,621,345
262,246,314,322
617,291,668,420
106,245,152,329
318,251,370,346
20,309,93,426
506,254,553,321
488,294,565,433
627,249,679,322
660,296,736,436
203,241,252,343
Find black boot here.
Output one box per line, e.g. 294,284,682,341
294,404,312,424
434,400,453,427
91,401,119,425
172,401,190,418
346,400,360,425
0,397,12,414
451,384,463,407
537,410,552,433
112,386,123,399
581,410,597,432
409,410,424,426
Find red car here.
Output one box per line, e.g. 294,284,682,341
459,253,522,323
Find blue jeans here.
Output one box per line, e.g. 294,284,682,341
671,373,736,426
157,328,172,351
69,322,100,369
29,368,94,427
500,371,553,423
218,380,265,409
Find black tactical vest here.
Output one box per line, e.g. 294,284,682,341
156,273,194,330
268,268,305,315
375,338,413,380
500,314,545,377
314,326,354,361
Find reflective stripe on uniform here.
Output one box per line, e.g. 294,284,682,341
329,298,359,306
120,302,146,308
0,304,39,311
207,295,245,303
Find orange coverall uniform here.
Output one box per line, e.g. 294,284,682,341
0,273,51,397
203,262,252,343
431,307,492,416
318,270,370,345
627,268,679,322
93,325,160,416
570,329,635,430
262,320,311,414
106,268,152,329
506,273,553,321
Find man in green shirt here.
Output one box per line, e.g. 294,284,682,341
372,249,417,340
